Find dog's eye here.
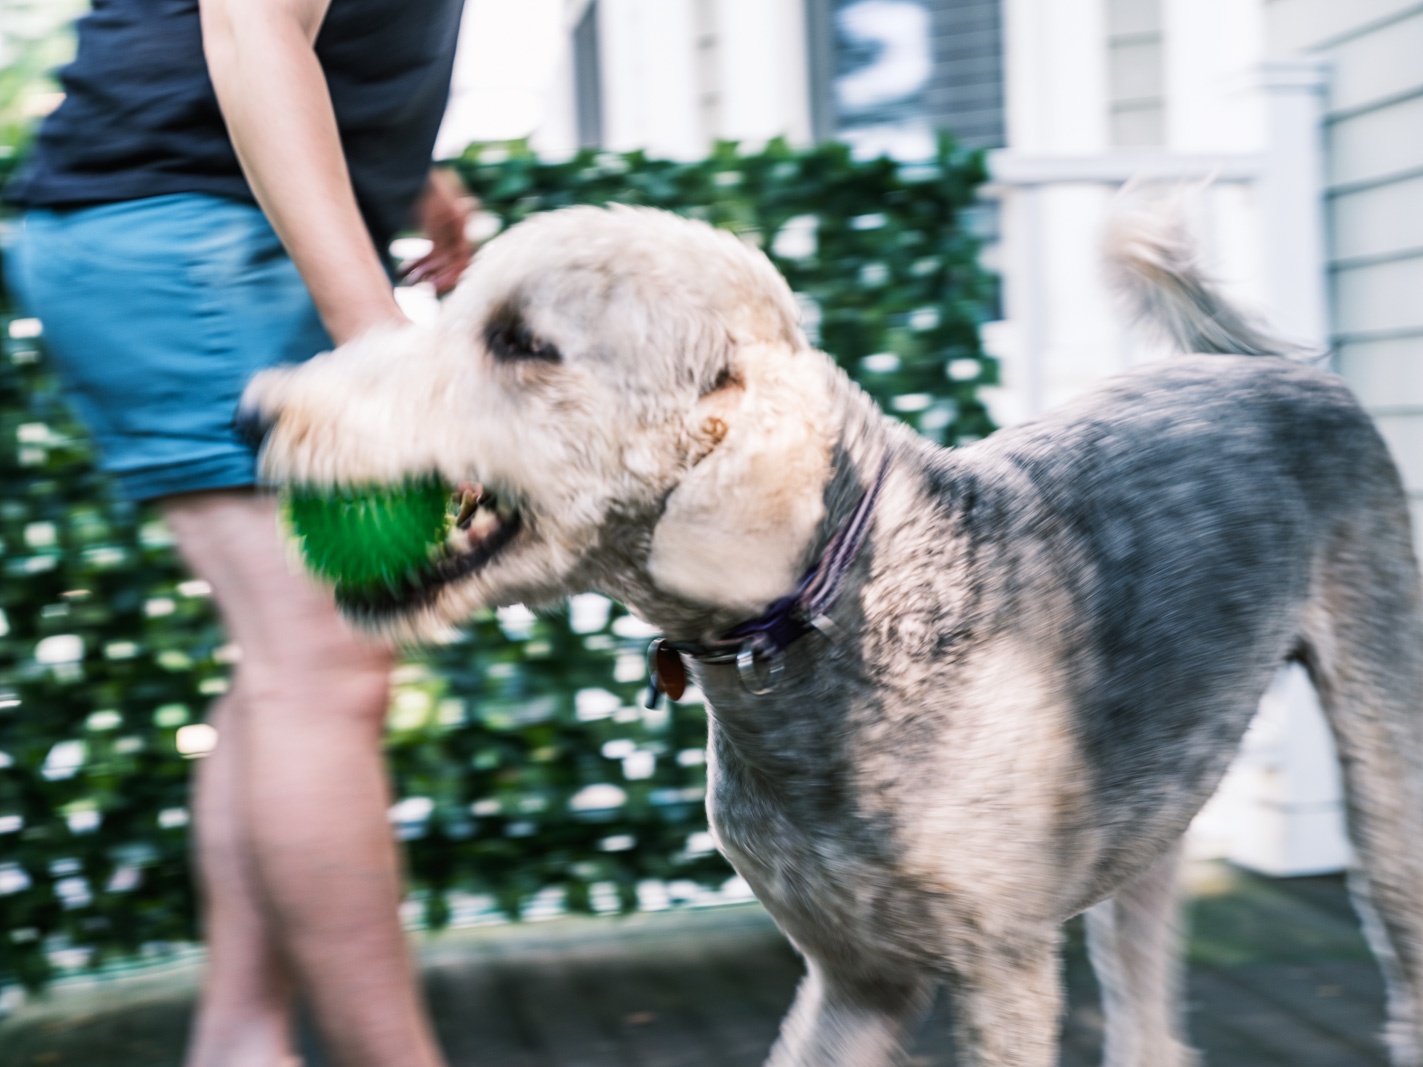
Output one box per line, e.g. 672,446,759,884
485,312,561,364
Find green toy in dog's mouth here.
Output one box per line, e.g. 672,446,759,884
283,477,521,615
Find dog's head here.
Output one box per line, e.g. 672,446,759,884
242,206,838,638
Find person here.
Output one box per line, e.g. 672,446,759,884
4,2,471,1064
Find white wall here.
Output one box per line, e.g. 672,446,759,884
715,0,813,146
990,0,1117,422
434,0,569,156
1162,0,1264,153
596,0,704,158
993,0,1268,419
1003,0,1110,153
994,0,1323,423
552,0,811,160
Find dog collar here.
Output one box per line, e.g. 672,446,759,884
644,455,891,706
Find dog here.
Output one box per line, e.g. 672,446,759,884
240,204,1423,1067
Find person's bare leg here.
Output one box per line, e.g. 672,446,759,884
185,692,300,1067
165,489,444,1067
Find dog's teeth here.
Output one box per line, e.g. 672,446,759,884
454,485,483,530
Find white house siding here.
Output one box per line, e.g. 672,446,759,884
551,0,812,159
1106,0,1166,146
991,0,1273,422
1266,0,1423,559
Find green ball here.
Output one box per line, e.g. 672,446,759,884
284,478,453,596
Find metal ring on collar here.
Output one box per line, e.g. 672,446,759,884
807,612,842,643
736,643,784,695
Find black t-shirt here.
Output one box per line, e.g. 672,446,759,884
6,0,465,248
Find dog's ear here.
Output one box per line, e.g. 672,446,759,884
647,343,833,616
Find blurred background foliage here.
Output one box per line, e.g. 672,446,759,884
0,138,995,995
0,1,83,190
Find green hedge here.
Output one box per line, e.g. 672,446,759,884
0,138,995,993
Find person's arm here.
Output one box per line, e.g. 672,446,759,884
200,0,406,345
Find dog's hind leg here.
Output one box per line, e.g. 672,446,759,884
763,960,933,1067
1302,506,1423,1067
1085,839,1199,1067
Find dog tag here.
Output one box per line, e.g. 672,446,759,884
654,640,687,701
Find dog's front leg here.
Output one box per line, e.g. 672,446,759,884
764,959,933,1067
947,932,1063,1067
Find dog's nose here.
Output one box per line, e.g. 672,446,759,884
232,405,273,449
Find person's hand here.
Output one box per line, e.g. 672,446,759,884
402,168,476,296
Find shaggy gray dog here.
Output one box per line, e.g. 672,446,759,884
241,205,1423,1067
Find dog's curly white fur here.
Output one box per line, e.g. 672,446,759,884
243,205,1423,1067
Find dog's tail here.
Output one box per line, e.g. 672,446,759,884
1104,198,1297,357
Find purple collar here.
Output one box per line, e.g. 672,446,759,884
645,456,891,704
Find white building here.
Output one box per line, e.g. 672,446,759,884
457,0,1422,878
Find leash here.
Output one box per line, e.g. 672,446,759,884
644,455,891,706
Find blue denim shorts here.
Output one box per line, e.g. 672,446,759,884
5,194,330,501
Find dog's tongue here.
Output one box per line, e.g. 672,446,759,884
453,483,504,548
466,509,502,547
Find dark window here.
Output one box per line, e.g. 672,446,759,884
927,0,1005,149
808,0,1005,153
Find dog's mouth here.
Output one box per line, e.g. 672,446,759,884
335,482,524,619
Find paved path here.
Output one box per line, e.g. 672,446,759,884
0,862,1390,1065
